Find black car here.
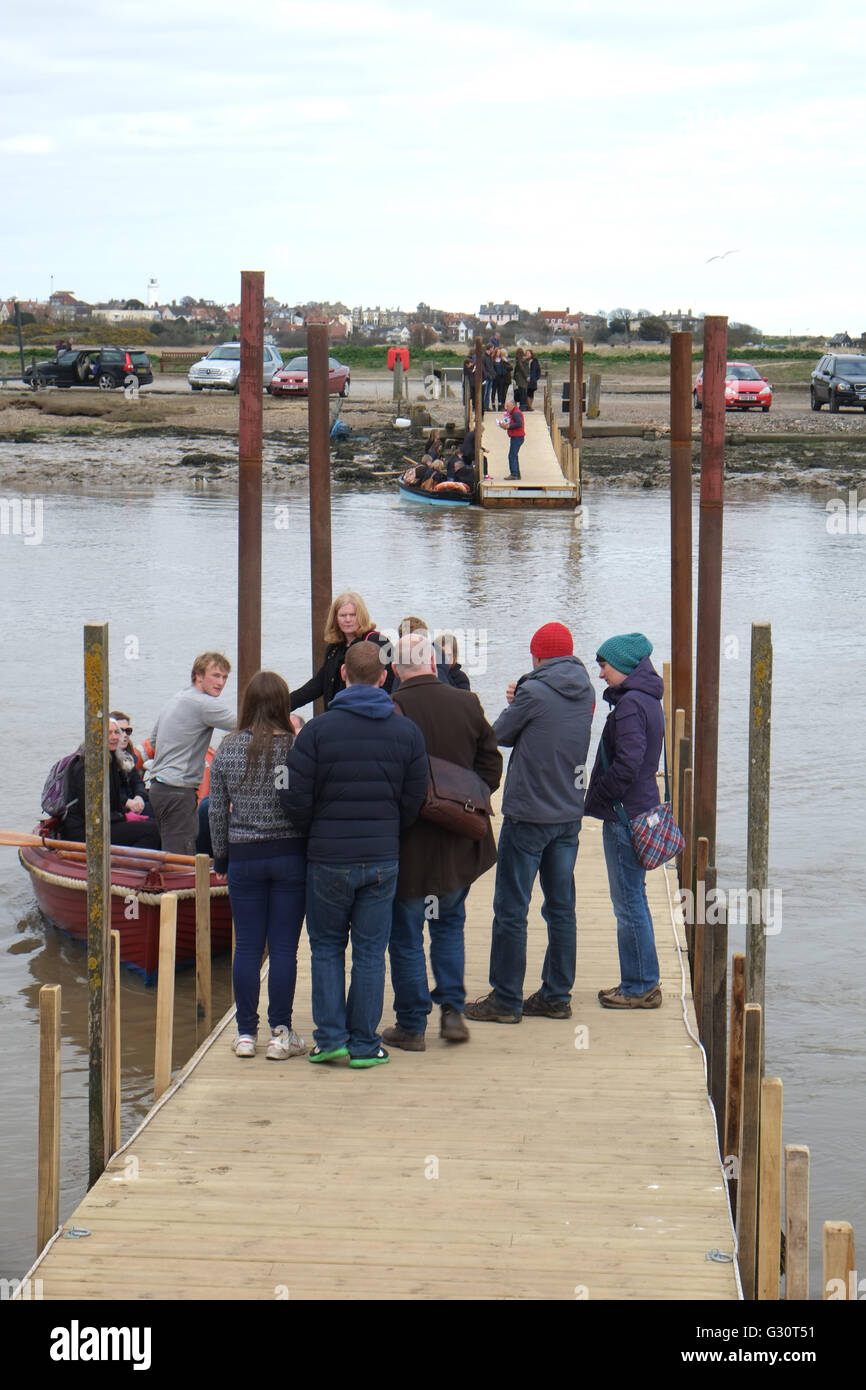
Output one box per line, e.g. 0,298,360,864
126,350,153,386
810,354,866,412
24,347,140,391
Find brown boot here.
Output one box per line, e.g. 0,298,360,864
440,1005,470,1042
382,1024,426,1051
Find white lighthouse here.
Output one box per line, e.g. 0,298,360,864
145,277,159,308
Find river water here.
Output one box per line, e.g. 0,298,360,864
1,449,863,1296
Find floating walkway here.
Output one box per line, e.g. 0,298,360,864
479,409,578,509
27,816,738,1301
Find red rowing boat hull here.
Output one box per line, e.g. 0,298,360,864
19,845,232,984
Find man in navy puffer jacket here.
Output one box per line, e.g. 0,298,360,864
280,641,428,1066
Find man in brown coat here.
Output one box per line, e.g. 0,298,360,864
385,634,502,1048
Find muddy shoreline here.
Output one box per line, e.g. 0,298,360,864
1,387,865,495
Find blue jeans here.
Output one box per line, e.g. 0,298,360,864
306,860,398,1056
389,886,470,1032
228,851,306,1036
489,818,580,1014
602,820,660,995
508,435,524,475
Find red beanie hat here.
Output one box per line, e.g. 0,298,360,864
530,622,573,661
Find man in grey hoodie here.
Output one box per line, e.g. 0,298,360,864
465,622,593,1024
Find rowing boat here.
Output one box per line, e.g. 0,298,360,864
18,842,232,984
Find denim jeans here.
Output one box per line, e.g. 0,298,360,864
228,851,307,1036
306,860,398,1056
489,818,580,1014
389,886,470,1032
602,820,660,995
508,435,524,475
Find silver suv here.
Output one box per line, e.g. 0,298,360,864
188,342,283,392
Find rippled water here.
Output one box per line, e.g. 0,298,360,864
1,451,863,1294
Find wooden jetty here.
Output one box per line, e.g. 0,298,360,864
479,407,579,510
26,814,738,1302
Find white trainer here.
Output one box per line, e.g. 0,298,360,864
233,1034,257,1058
266,1025,307,1060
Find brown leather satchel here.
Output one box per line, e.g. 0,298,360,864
420,756,494,840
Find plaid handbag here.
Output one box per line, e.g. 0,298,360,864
600,739,685,871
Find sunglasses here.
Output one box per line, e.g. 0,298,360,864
119,725,133,734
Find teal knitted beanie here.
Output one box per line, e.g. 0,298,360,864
595,633,653,675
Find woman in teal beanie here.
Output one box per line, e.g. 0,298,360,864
584,633,665,1008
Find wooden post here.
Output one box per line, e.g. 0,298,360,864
679,761,693,958
700,864,717,1065
195,853,213,1043
37,984,61,1253
746,621,773,1070
393,356,404,401
737,1002,762,1299
154,893,177,1103
672,708,685,827
84,620,111,1186
711,888,729,1150
823,1221,855,1300
474,335,484,473
693,835,709,1026
757,1076,783,1300
670,332,694,743
662,661,672,767
693,315,727,866
237,270,264,706
784,1145,810,1300
725,952,746,1220
307,321,333,705
568,337,576,446
575,338,584,453
587,372,601,418
108,930,121,1155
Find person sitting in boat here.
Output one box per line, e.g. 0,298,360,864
59,720,162,850
110,710,146,775
445,454,476,489
290,590,393,713
425,429,444,461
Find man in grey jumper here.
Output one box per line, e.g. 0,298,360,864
149,652,235,855
465,622,593,1024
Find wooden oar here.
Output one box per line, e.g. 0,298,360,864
0,829,197,867
56,849,195,877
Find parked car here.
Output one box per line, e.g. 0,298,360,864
188,343,283,392
125,350,153,386
693,362,772,412
268,355,351,398
24,347,140,391
810,354,866,412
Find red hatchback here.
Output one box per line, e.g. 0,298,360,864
269,355,350,397
693,361,772,412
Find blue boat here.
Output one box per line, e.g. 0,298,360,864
398,479,474,507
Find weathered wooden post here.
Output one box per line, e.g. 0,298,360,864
307,321,333,710
109,930,121,1155
587,372,601,418
670,331,693,742
474,335,484,471
757,1076,783,1300
737,1001,763,1299
575,337,584,456
154,893,178,1102
393,355,404,401
823,1221,855,1299
710,887,728,1148
84,621,112,1186
195,852,213,1043
725,952,746,1219
568,337,577,447
237,270,264,705
693,316,728,866
37,984,61,1252
693,836,709,1029
746,621,773,1071
785,1145,810,1300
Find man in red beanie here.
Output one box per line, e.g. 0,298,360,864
465,622,594,1024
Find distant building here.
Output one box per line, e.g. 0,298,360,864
479,301,520,326
538,308,581,332
146,277,160,308
828,332,854,348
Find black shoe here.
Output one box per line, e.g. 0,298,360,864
464,991,521,1024
523,990,572,1019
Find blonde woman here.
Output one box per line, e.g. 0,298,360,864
290,591,392,712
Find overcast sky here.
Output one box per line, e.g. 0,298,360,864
2,0,862,334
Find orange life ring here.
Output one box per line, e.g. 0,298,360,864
433,480,471,495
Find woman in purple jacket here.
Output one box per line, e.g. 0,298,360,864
583,633,665,1009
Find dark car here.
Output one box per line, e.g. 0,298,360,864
24,347,139,391
810,354,866,412
126,350,153,386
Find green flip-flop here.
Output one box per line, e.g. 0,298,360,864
308,1045,349,1063
349,1048,390,1069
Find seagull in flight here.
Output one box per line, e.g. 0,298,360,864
706,249,741,263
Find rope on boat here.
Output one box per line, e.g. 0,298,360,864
19,851,228,905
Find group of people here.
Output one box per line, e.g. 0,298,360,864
56,590,667,1068
401,428,478,492
463,344,542,415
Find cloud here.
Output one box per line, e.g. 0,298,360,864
0,135,57,155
